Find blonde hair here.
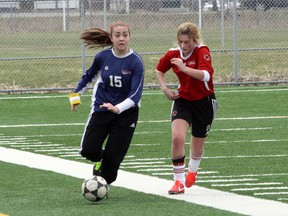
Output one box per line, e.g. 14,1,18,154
80,21,130,49
177,22,202,44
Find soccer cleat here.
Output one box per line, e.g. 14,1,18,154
93,161,102,176
168,180,185,195
185,171,197,188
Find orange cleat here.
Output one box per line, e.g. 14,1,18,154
168,180,185,195
185,171,197,188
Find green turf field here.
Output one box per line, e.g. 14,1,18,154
0,85,287,215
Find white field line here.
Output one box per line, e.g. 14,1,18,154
255,192,288,196
34,148,78,152
212,182,284,187
1,134,287,160
199,173,288,179
0,87,288,100
1,147,287,216
205,139,288,144
0,128,275,138
231,187,288,191
10,144,62,148
1,115,288,128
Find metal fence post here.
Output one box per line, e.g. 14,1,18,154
80,0,86,74
233,0,239,85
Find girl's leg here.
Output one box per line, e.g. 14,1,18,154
185,136,205,188
168,119,189,194
101,108,138,184
79,112,111,162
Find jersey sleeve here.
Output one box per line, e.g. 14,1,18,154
73,54,101,94
156,51,173,73
196,46,214,76
128,56,144,106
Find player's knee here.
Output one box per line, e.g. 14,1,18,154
172,132,186,145
80,149,101,162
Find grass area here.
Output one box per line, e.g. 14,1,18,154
0,48,287,89
0,85,287,216
0,162,239,216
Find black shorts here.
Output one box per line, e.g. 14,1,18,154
80,107,139,163
171,94,218,138
80,107,139,184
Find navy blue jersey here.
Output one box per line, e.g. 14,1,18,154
74,48,144,112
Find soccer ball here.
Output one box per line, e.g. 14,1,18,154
81,175,108,202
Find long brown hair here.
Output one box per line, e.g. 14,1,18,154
80,22,130,49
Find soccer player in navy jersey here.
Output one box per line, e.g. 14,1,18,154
69,22,144,185
156,22,218,194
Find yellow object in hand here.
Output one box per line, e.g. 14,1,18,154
68,93,81,105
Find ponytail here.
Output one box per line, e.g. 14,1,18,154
80,28,112,49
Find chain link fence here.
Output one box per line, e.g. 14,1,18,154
0,0,287,92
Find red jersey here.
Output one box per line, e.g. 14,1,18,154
156,45,214,101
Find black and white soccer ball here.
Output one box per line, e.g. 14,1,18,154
81,175,108,202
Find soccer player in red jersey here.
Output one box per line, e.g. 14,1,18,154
156,22,218,194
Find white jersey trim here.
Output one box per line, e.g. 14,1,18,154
115,98,135,114
202,70,210,82
111,48,133,58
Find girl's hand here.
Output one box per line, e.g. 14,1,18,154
71,104,79,112
162,87,180,100
171,58,186,72
100,103,120,114
68,93,81,112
